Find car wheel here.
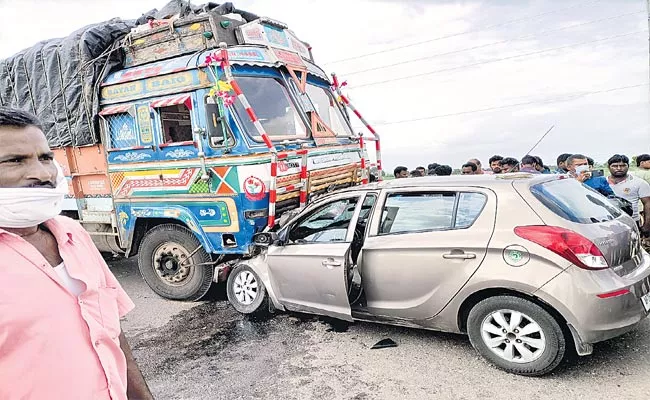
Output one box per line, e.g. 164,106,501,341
138,224,214,301
467,296,566,376
227,264,270,319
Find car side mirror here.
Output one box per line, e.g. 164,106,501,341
253,232,279,247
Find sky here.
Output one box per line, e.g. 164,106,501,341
1,0,649,170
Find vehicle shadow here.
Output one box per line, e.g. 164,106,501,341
202,282,228,302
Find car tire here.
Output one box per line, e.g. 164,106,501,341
138,224,214,301
227,264,270,319
467,295,566,376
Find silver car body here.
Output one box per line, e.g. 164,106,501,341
240,174,650,355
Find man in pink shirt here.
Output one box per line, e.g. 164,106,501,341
0,107,153,400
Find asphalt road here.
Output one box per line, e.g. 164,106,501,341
111,257,650,400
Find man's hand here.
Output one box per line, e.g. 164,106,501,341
119,330,154,400
576,171,591,183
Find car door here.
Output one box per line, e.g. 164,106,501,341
265,193,367,321
359,187,496,321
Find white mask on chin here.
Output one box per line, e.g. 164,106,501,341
0,161,68,229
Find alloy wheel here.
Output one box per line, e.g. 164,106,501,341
480,309,546,363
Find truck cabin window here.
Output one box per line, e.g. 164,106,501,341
305,84,353,137
232,76,306,140
159,104,193,143
106,112,139,149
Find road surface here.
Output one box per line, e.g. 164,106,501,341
111,257,650,400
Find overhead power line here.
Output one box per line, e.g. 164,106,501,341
347,30,647,90
324,0,602,65
340,10,644,77
351,83,648,127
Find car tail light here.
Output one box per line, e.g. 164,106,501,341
596,289,630,299
514,226,609,270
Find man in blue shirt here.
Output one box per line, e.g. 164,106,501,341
566,154,614,196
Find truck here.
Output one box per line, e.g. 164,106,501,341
0,1,381,301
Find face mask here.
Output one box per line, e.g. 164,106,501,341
0,162,68,229
575,165,590,175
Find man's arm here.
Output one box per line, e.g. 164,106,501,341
119,330,154,400
640,197,650,234
599,178,615,196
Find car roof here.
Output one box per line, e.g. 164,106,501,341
338,173,561,193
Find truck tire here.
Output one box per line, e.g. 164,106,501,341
138,224,214,301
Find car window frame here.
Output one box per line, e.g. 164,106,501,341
455,191,489,229
368,187,489,237
282,192,368,246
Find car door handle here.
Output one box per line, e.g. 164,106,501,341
442,252,476,260
322,258,342,268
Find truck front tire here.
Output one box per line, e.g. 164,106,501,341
137,224,214,301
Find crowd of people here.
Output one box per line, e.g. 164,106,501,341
391,152,650,236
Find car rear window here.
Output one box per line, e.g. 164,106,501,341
530,179,622,224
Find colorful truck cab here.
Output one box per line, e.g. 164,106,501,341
50,14,375,300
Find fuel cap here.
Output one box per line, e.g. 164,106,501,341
503,245,530,267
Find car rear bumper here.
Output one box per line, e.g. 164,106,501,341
535,252,650,344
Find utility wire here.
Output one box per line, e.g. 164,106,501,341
351,83,648,127
348,30,647,90
340,10,644,77
324,0,602,65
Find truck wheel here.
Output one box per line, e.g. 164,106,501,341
227,264,270,319
138,224,214,301
467,296,566,376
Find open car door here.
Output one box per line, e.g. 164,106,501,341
265,194,365,321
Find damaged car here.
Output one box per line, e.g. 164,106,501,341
226,174,650,376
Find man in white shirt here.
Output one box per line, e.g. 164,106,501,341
607,154,650,236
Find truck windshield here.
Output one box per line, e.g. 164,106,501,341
305,84,353,137
231,76,307,141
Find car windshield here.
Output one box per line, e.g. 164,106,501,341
305,84,353,136
531,178,622,224
231,76,307,140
